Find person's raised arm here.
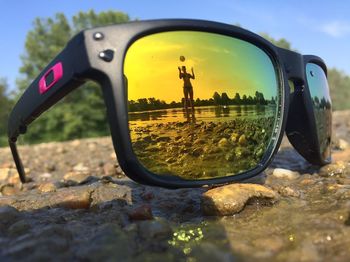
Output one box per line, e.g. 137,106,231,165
178,67,182,79
191,67,195,79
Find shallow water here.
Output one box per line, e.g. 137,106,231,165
128,105,276,126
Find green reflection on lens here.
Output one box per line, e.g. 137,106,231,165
306,63,332,160
124,31,281,180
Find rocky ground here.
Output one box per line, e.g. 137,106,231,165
0,110,349,261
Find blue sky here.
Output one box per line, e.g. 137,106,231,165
1,0,350,91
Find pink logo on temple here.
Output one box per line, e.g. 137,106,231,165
38,62,63,94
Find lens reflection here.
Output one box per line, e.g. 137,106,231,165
306,63,332,160
124,31,280,180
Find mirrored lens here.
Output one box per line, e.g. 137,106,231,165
306,63,332,160
124,31,281,180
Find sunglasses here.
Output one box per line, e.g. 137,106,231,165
8,19,332,188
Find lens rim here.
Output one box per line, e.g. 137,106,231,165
303,57,332,163
84,19,289,188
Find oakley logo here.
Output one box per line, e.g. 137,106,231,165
39,62,63,94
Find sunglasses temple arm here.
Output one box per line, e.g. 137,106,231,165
9,139,26,183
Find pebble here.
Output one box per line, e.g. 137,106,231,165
128,204,153,221
1,185,20,196
218,138,229,148
201,184,279,216
63,172,89,184
37,182,57,193
0,167,10,181
238,134,247,145
103,162,116,176
277,186,301,198
39,173,52,180
339,139,349,150
230,133,239,143
319,161,349,177
272,168,300,180
72,163,89,173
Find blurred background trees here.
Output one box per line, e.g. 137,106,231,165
15,10,130,144
0,10,349,146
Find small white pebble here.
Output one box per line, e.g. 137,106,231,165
272,168,300,180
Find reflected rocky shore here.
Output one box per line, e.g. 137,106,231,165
0,111,349,261
130,117,275,179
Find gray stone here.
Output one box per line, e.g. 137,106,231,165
138,219,172,240
0,205,21,225
76,223,133,261
8,220,32,237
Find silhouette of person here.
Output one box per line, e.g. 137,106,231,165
178,66,195,121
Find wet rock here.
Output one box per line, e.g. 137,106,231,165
272,168,300,180
0,205,21,225
90,183,131,207
201,184,279,216
76,224,132,261
252,236,285,256
277,186,301,198
138,219,172,240
191,242,236,262
141,191,155,201
8,220,32,237
54,187,92,209
319,161,349,177
5,225,72,259
1,186,92,210
128,204,153,221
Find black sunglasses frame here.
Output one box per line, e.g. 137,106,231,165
8,19,331,188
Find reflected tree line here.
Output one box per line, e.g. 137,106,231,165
312,96,332,110
129,91,277,112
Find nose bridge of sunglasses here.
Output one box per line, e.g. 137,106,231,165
277,48,305,88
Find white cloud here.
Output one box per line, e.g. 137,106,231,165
320,21,350,37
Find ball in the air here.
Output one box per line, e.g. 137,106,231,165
180,55,185,62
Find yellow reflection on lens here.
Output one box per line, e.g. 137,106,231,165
124,31,280,180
